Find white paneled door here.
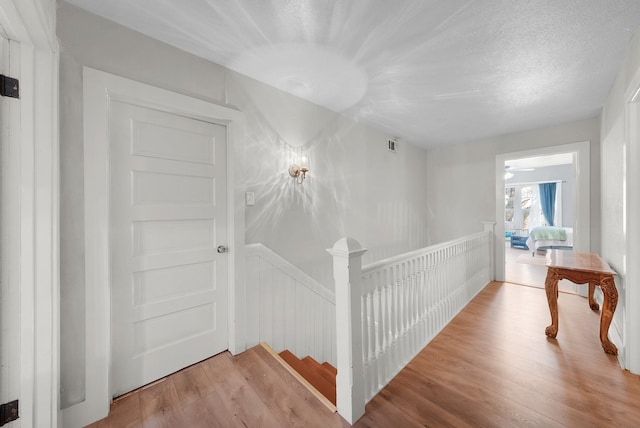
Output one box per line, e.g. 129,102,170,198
110,100,228,397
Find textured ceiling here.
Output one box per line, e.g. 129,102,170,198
65,0,640,148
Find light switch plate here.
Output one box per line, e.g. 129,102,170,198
245,191,255,206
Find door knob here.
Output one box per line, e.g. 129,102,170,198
217,245,228,254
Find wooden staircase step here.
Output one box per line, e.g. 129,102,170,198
301,356,335,389
303,357,335,384
279,349,299,367
280,352,334,399
301,356,323,373
322,361,338,376
279,350,336,406
258,343,336,412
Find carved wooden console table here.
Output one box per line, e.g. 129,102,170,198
523,250,618,355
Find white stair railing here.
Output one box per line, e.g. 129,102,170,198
329,224,494,424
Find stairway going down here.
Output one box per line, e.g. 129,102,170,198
278,349,337,406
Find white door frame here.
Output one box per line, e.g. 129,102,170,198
62,68,246,427
495,141,591,281
624,67,640,374
0,1,59,427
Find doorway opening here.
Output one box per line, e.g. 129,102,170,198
502,153,576,291
494,141,591,285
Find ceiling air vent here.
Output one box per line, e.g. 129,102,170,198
388,138,398,153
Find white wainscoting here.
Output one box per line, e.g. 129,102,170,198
245,244,336,366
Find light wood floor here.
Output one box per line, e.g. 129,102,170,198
86,344,349,428
505,243,577,293
88,282,640,427
356,282,640,427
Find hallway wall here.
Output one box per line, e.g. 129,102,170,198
424,117,601,252
600,24,640,372
225,71,429,287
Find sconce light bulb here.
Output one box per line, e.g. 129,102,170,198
289,163,309,184
299,156,309,169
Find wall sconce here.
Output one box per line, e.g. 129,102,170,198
288,150,309,184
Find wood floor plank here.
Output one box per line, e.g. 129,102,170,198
138,378,189,428
103,392,141,428
428,332,640,424
200,351,283,427
194,388,241,428
407,348,586,426
355,390,436,428
179,399,219,428
374,377,475,427
170,362,216,407
385,368,515,427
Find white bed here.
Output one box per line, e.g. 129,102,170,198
526,226,573,253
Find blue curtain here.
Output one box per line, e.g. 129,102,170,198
539,183,556,226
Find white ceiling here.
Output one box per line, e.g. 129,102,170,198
64,0,640,148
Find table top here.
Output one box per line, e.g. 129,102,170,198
517,250,616,275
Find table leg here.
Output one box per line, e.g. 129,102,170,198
599,275,618,355
588,281,599,311
545,268,559,338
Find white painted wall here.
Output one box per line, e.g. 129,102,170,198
600,25,640,372
57,2,429,412
226,71,429,288
425,117,601,253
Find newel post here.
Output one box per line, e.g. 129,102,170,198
327,237,367,424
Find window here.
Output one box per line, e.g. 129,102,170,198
505,185,543,232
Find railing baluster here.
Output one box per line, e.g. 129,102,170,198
361,285,370,399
